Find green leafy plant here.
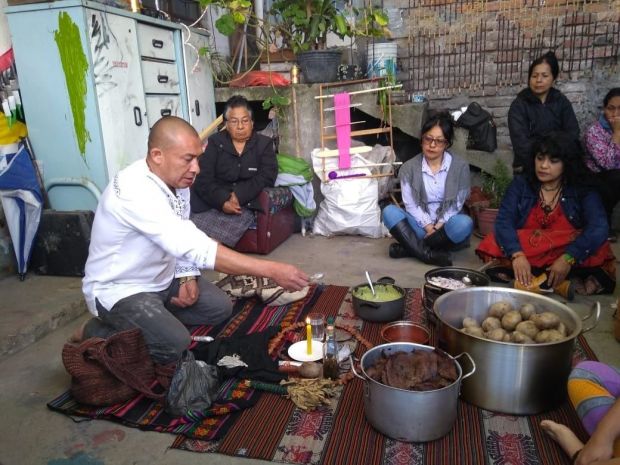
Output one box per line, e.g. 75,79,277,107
269,0,390,53
262,92,291,117
199,0,390,54
481,159,512,209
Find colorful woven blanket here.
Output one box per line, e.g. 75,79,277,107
48,285,593,464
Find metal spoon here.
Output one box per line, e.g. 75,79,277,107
365,270,376,296
309,272,324,283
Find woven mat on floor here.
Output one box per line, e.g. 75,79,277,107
48,285,595,464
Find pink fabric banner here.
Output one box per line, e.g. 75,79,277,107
333,92,351,169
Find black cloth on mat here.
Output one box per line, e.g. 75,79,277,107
191,326,285,383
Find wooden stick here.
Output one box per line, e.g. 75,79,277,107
292,86,301,158
328,161,403,168
322,127,391,140
314,84,402,99
314,145,373,158
323,102,363,111
325,172,396,182
199,114,224,141
323,120,366,129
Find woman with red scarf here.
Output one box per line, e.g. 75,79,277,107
476,132,616,295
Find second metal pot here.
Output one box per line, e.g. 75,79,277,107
423,267,490,322
433,286,600,414
352,343,475,442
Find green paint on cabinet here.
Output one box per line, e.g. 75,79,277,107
54,12,91,159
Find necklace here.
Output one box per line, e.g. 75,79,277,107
539,187,562,216
541,183,561,192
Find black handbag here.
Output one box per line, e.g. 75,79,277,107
456,102,498,152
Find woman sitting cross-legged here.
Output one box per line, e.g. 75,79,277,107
583,87,620,242
190,95,277,247
382,112,473,266
541,361,620,465
476,131,616,295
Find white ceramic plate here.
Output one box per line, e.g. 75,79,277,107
288,340,324,362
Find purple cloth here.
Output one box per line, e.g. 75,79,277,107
569,361,620,435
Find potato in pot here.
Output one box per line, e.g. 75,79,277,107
530,312,561,330
482,317,502,332
501,311,523,331
488,301,514,318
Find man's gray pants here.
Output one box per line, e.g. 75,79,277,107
83,278,232,364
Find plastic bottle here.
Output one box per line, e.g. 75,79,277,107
322,317,339,380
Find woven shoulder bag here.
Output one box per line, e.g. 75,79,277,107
62,328,164,406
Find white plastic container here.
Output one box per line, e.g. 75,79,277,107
367,42,397,78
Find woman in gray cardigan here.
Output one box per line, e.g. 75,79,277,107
382,112,473,266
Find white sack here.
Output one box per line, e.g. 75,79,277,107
310,149,388,238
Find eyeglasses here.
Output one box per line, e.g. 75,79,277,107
421,135,447,146
227,118,252,126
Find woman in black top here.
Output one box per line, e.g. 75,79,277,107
191,95,278,247
508,51,579,173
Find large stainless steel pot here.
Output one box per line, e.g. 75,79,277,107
352,342,475,442
434,287,600,415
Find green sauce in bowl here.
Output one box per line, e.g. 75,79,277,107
352,284,403,302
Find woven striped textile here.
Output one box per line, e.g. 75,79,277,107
48,285,596,464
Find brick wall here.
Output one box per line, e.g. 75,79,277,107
380,0,620,149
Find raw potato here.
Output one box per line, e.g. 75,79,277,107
531,312,561,330
461,326,485,337
519,303,536,320
486,328,508,341
462,317,479,328
482,317,502,332
535,329,565,343
515,320,539,339
502,333,512,342
501,311,523,331
557,322,568,337
488,301,514,318
511,331,534,344
299,362,322,378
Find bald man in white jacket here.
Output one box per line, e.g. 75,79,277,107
79,116,309,363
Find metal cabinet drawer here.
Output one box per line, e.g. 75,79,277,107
137,23,176,61
141,61,180,94
145,95,182,127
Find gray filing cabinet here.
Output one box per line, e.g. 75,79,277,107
6,0,215,210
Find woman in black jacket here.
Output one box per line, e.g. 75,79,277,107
508,51,579,173
191,95,278,247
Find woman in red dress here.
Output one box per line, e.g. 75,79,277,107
476,132,616,295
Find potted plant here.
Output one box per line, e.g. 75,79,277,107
475,159,512,237
273,1,390,82
200,0,390,83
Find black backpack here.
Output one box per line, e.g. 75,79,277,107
456,102,497,152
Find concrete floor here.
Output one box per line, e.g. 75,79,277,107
0,234,618,465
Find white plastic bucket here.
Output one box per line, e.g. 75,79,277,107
367,42,397,78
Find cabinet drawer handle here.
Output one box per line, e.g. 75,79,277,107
160,109,172,117
157,74,169,83
194,99,200,116
133,106,143,126
152,39,164,49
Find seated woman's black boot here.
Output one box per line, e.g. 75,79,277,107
389,220,452,266
389,242,410,258
424,227,470,251
423,227,451,249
